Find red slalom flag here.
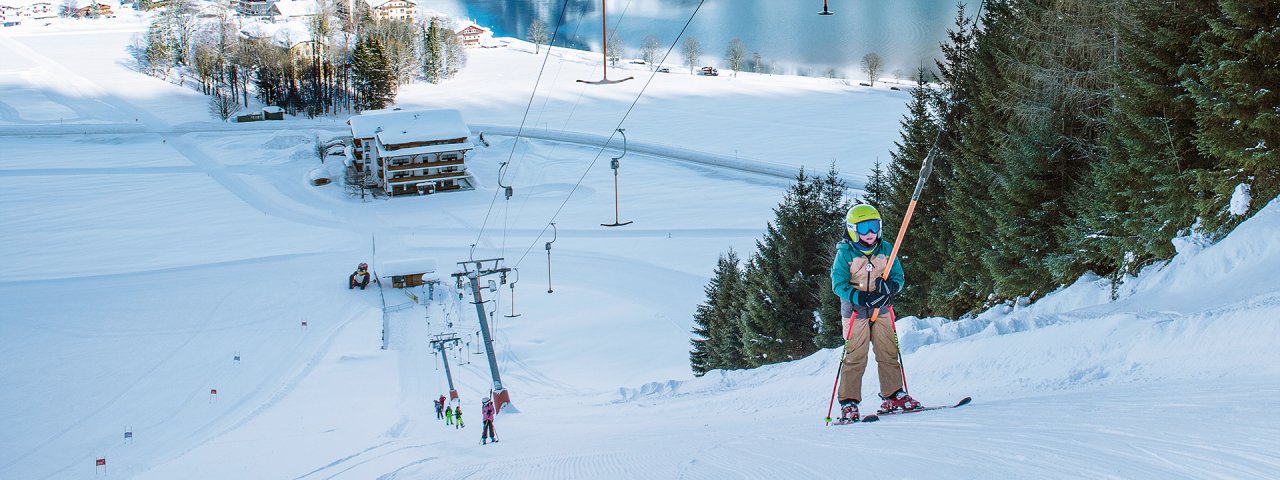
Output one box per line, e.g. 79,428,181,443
96,458,106,466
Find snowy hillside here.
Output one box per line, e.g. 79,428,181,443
3,14,1280,480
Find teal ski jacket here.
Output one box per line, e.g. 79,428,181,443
831,238,904,305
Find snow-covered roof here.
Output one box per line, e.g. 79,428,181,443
366,0,413,10
377,258,437,277
348,109,471,143
240,20,313,48
270,0,320,18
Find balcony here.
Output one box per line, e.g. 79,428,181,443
382,157,465,172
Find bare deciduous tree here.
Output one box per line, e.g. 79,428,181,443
682,36,702,74
860,52,882,86
607,32,624,68
209,90,242,121
725,38,746,77
528,19,549,54
641,35,661,70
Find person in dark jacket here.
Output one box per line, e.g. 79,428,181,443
349,262,370,289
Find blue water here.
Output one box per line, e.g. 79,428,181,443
422,0,972,77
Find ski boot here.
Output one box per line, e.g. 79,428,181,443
878,389,922,414
836,400,860,424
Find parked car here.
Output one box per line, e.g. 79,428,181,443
700,66,719,76
656,67,670,73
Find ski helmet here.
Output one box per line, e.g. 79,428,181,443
845,204,882,239
358,262,368,270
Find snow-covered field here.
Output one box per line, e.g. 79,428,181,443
3,14,1279,480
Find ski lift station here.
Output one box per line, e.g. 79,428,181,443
346,108,477,197
376,258,438,289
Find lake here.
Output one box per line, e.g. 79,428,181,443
420,0,974,78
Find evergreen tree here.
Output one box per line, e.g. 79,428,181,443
690,250,747,375
352,35,395,111
1184,0,1280,235
740,168,846,365
423,17,444,84
814,164,852,348
880,67,941,314
979,0,1118,299
860,158,889,208
1068,0,1217,282
934,1,1004,317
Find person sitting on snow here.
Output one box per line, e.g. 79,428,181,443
349,262,370,290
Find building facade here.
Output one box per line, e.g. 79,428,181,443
347,109,475,197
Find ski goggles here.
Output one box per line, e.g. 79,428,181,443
848,219,881,236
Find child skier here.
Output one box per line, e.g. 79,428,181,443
433,399,443,420
454,405,464,429
480,397,498,444
830,204,921,423
349,262,370,290
444,403,454,426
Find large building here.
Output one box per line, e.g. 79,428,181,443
347,109,475,197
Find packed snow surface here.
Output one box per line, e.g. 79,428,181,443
2,13,1279,480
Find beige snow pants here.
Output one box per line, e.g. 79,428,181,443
837,304,904,404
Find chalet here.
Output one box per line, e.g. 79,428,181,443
0,5,16,25
235,0,273,16
367,0,413,22
456,23,490,47
347,109,475,197
268,0,319,23
75,2,113,18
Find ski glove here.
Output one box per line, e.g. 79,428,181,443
856,290,891,309
875,278,901,297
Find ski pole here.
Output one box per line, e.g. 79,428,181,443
824,312,859,425
888,306,907,393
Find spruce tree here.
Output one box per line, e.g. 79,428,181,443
880,68,941,314
814,164,852,348
860,158,889,208
423,17,444,84
740,170,817,366
935,1,1007,316
353,35,395,111
1184,0,1280,235
979,0,1118,298
690,250,747,375
1068,0,1217,281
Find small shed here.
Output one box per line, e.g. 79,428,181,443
377,258,438,288
263,106,285,120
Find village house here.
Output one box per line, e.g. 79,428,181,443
366,0,413,22
25,2,56,19
347,109,475,197
456,23,490,47
0,5,17,26
268,0,319,23
235,0,273,16
75,1,113,18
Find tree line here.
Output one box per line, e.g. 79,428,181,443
690,0,1277,375
133,0,466,120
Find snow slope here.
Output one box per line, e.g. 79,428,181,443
2,17,1279,480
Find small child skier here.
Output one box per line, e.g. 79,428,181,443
454,405,464,429
830,204,921,423
433,399,443,420
444,403,454,425
480,397,498,444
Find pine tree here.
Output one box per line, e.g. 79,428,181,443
423,17,444,84
934,1,1003,317
1184,0,1280,235
690,250,747,375
352,35,395,111
1068,0,1217,281
814,164,852,348
880,67,941,314
739,168,847,365
978,0,1118,299
860,158,889,208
